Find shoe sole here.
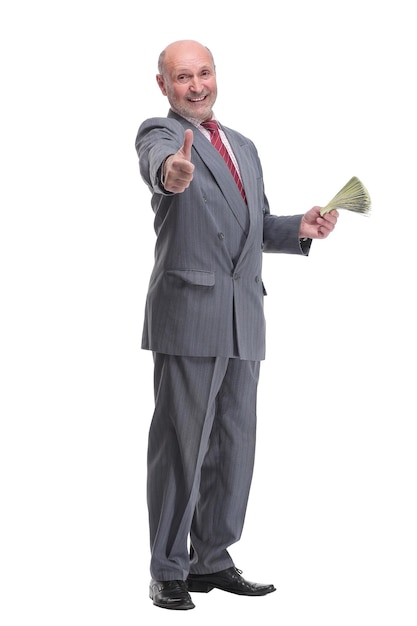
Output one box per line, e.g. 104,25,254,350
186,581,276,596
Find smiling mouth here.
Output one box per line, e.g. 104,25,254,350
188,95,207,102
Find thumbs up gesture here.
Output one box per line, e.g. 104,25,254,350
162,129,195,193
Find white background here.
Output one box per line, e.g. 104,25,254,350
1,1,416,624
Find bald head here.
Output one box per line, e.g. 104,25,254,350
156,40,217,122
158,40,215,75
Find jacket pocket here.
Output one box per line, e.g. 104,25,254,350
166,269,215,287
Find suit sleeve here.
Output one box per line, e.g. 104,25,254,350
262,201,312,256
135,117,184,195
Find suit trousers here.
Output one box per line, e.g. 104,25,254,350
148,353,260,580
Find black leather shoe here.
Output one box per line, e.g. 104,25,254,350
186,566,276,596
149,579,195,610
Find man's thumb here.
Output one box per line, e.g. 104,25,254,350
181,129,194,161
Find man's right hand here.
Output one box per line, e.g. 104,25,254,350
162,129,195,193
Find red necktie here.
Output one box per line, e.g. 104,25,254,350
201,120,247,203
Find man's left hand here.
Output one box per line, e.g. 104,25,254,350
300,206,339,239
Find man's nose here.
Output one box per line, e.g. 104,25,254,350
189,77,203,91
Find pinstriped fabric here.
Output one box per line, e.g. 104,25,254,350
148,354,260,579
201,120,247,203
136,114,307,361
136,111,310,582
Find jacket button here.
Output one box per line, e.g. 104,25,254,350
218,232,225,240
233,273,240,280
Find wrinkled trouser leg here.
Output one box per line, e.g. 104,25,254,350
189,357,259,574
147,354,259,580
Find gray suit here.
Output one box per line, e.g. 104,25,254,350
136,110,310,580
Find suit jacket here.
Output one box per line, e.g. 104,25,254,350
135,110,310,361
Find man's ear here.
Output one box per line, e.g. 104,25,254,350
156,74,167,96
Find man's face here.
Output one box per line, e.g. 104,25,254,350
156,42,217,122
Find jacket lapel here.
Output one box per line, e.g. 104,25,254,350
169,111,249,234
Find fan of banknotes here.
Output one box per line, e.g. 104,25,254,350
320,176,371,216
